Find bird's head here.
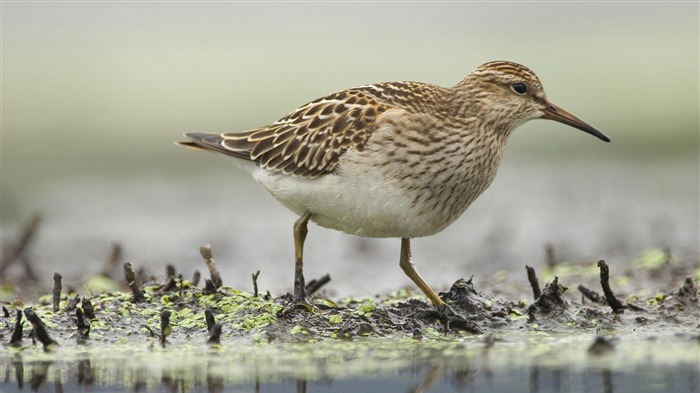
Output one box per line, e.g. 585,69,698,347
460,61,610,142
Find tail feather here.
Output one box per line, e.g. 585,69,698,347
177,132,252,161
176,140,207,151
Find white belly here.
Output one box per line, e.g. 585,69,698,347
242,123,504,239
251,166,437,238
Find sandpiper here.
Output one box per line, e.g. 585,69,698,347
179,61,609,311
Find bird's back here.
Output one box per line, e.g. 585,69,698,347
183,81,454,176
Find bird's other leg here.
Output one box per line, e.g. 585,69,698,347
292,212,312,303
399,238,445,308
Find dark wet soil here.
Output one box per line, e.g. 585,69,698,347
1,232,699,393
2,246,698,347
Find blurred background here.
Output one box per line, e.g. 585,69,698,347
2,2,698,297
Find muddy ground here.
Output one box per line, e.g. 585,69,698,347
1,228,699,392
1,216,699,391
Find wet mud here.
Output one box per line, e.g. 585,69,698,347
1,219,699,391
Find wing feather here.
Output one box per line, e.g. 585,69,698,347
182,81,447,178
217,90,391,177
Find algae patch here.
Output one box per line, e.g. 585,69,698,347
1,249,698,391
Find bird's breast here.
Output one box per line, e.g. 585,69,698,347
259,122,504,238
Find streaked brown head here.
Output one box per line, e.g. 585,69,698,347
461,61,610,142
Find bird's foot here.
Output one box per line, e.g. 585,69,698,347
436,303,482,334
281,296,315,315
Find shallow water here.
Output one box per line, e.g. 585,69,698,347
1,332,698,393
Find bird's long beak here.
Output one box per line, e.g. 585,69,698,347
542,102,610,142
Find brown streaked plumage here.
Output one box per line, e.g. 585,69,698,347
179,61,609,321
183,82,455,178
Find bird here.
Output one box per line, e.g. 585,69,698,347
179,60,609,312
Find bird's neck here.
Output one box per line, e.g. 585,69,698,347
449,83,518,143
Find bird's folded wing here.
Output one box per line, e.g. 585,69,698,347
191,89,390,178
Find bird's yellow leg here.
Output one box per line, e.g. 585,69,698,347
292,212,312,302
399,238,445,308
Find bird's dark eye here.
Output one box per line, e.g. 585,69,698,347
511,83,528,95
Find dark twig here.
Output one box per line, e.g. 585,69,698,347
178,274,184,298
203,279,218,295
204,308,221,345
578,284,603,303
252,270,260,297
191,271,201,287
52,273,62,312
9,309,23,346
99,243,122,278
136,266,150,288
158,275,177,292
305,274,331,296
160,310,171,347
2,306,9,318
0,213,41,277
76,308,90,341
545,243,556,268
204,308,216,332
24,308,58,351
123,262,146,302
158,264,177,293
678,277,699,303
166,264,176,279
200,245,222,288
64,294,80,313
81,297,96,320
525,265,542,300
597,260,626,314
207,323,222,345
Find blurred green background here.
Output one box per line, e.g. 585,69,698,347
3,2,697,190
2,2,698,295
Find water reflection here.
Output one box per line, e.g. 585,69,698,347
2,342,698,393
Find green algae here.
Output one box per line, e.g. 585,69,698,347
1,252,698,391
83,275,121,295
